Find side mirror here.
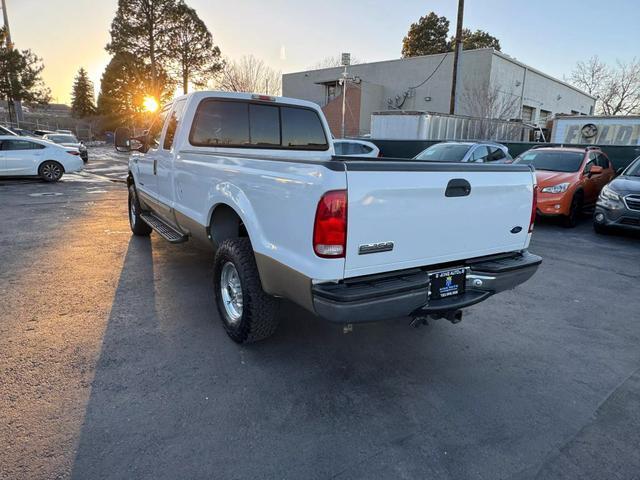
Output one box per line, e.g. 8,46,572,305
589,165,604,175
114,127,132,152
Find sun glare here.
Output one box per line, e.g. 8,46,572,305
142,95,159,113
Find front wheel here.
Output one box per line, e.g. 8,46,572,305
128,186,152,236
39,161,64,182
213,238,279,344
563,194,582,228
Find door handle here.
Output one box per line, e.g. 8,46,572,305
153,159,157,175
445,179,471,197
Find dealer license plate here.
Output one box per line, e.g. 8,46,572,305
429,268,466,299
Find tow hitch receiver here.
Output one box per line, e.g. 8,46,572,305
412,309,463,327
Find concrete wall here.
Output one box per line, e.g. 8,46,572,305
489,52,596,124
282,48,596,134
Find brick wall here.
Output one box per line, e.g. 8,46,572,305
321,86,361,138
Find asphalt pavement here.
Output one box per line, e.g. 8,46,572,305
1,148,639,480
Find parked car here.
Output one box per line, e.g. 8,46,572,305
413,141,512,163
32,129,56,137
0,135,84,182
0,125,18,136
43,133,88,162
593,155,640,233
115,91,541,344
333,139,380,157
8,127,36,137
514,146,615,227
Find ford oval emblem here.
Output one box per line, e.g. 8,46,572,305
510,226,523,234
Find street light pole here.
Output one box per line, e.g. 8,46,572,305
340,52,351,138
1,0,24,125
449,0,464,115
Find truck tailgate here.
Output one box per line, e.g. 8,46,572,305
343,160,535,278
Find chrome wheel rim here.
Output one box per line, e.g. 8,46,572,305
42,163,62,181
220,262,243,324
129,197,136,226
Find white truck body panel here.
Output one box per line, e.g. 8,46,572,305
344,168,535,277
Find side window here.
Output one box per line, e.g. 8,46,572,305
583,154,596,173
333,142,344,155
470,146,490,162
190,101,249,146
596,153,610,169
360,144,373,154
487,147,506,161
163,100,187,150
148,106,170,149
281,107,328,150
2,140,43,150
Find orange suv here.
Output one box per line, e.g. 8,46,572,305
514,146,615,227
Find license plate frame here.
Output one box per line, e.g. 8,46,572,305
429,267,466,299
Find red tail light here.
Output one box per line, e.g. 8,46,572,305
66,150,80,156
313,190,347,258
529,185,537,233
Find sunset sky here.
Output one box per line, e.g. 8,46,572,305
8,0,640,105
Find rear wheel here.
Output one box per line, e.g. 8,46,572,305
128,186,152,236
563,193,583,228
213,238,279,344
39,161,64,182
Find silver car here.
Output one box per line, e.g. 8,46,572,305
43,133,88,162
413,141,512,163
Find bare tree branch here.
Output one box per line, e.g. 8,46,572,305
216,55,281,96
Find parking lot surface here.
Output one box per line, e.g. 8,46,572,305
1,149,639,479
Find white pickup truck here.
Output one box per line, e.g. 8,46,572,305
116,91,541,343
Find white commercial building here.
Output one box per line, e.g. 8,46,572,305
282,48,596,137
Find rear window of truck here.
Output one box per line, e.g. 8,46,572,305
189,99,329,151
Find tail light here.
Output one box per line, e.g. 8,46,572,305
66,150,80,156
313,190,347,258
529,185,537,233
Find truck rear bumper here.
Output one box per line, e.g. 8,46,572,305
312,251,541,324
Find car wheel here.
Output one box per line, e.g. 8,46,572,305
39,161,64,182
128,186,152,236
213,238,279,344
563,193,583,228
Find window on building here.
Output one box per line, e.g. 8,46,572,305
522,106,535,123
538,109,551,125
326,82,339,104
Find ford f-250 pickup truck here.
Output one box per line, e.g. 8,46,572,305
115,91,541,344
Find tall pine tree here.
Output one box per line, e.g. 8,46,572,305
70,67,96,118
168,1,223,94
106,0,178,100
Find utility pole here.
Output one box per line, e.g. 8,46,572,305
340,52,351,138
449,0,464,115
1,0,23,124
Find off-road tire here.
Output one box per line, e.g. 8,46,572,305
214,238,279,343
128,185,152,236
563,193,583,228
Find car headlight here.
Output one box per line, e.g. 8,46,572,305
600,185,621,202
541,182,570,194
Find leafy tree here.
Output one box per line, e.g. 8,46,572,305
106,0,178,98
70,67,96,118
453,29,501,51
97,52,156,118
217,55,281,96
401,12,450,57
168,1,223,94
0,27,50,109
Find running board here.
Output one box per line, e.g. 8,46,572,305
139,212,188,243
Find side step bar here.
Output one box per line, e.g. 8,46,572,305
139,212,188,243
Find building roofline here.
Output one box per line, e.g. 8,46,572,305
490,50,597,100
284,48,597,101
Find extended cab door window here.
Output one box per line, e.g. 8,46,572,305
163,99,187,150
148,106,171,150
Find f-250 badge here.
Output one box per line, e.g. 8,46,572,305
358,241,394,255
